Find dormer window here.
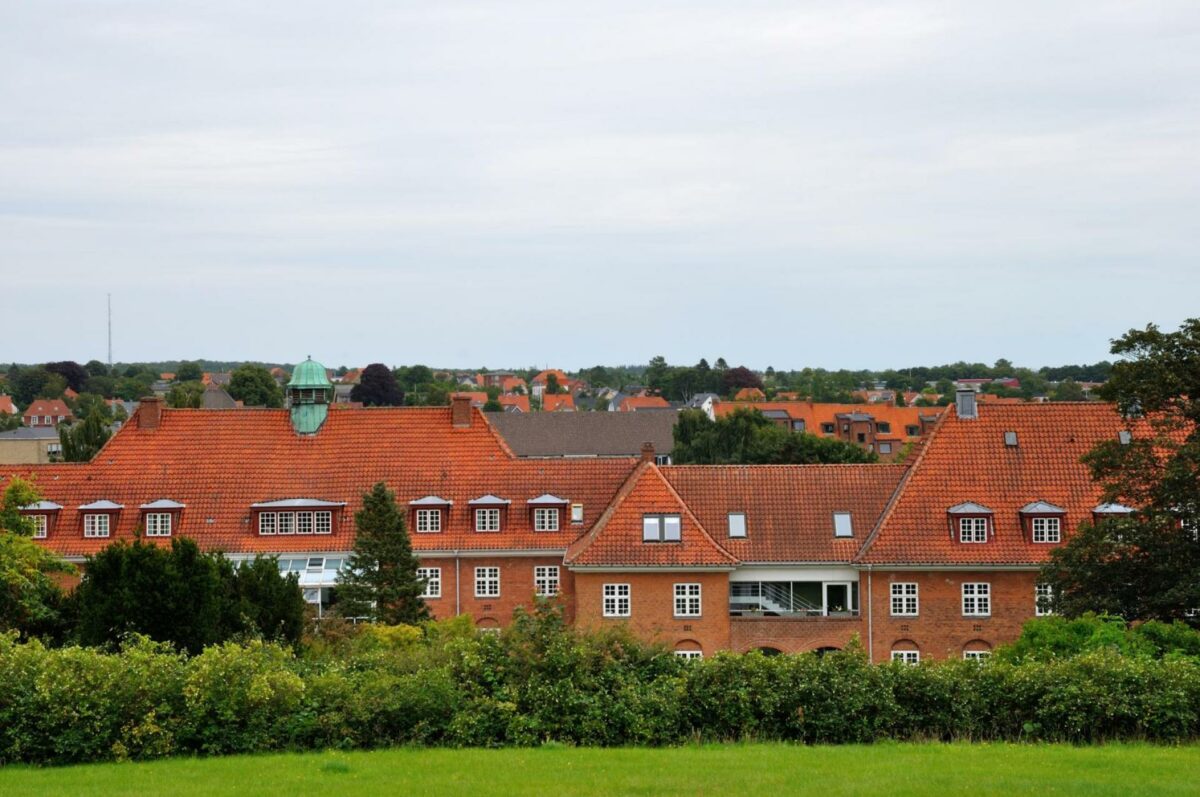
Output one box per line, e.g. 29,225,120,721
252,498,343,536
527,494,568,532
84,514,111,538
469,495,510,533
1020,501,1066,544
21,501,61,540
140,499,184,538
643,514,681,542
409,496,452,533
728,512,746,538
145,513,173,537
79,500,122,539
948,503,993,543
30,514,48,539
905,425,920,436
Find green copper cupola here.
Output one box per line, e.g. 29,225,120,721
288,356,333,434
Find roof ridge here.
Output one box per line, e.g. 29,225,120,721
564,460,652,563
648,463,738,565
853,404,951,563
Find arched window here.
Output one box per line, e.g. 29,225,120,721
674,639,703,661
890,639,920,664
962,639,992,661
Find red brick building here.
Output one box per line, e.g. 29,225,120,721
3,372,1147,662
21,399,73,428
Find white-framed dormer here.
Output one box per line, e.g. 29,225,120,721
469,494,511,533
409,495,453,533
947,502,993,544
251,498,345,537
140,499,185,538
21,500,62,540
79,499,124,539
1020,500,1066,544
527,494,568,532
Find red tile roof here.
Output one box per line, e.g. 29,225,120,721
498,395,530,413
22,399,72,422
542,394,575,412
0,395,16,415
857,403,1147,566
532,369,569,386
5,405,637,559
734,387,766,401
714,401,938,439
452,392,489,407
618,396,672,412
662,465,907,563
565,463,738,568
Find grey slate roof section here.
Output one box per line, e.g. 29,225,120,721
0,426,60,440
202,385,239,409
486,411,676,458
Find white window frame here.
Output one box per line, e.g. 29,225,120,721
417,567,441,599
28,416,37,426
1032,516,1061,543
315,511,332,534
1035,583,1054,616
962,582,991,617
475,508,501,533
296,511,314,535
674,650,703,661
83,514,110,538
46,443,62,456
673,583,702,617
728,512,746,538
533,507,560,532
258,512,277,535
570,503,584,524
534,565,560,597
642,514,681,542
277,512,295,535
474,566,500,598
890,582,918,616
144,512,172,537
30,514,48,539
416,508,442,533
959,516,989,543
602,583,631,617
891,650,919,664
963,650,992,661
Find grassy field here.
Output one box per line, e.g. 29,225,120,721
1,743,1197,796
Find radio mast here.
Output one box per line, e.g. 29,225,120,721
107,293,113,370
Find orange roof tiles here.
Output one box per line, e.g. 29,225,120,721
542,394,575,412
565,463,738,568
452,392,489,407
22,399,72,421
663,465,907,563
498,395,530,412
619,396,672,412
734,387,766,401
5,405,637,559
714,401,939,439
0,395,17,415
532,369,569,386
858,403,1147,566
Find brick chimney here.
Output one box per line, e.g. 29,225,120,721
641,441,656,463
451,394,472,428
139,396,163,430
955,389,977,420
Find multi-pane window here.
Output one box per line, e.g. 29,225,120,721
533,508,559,531
30,515,48,539
642,514,681,542
258,510,332,535
959,517,988,543
602,583,631,617
962,583,991,616
890,583,918,616
1035,583,1054,616
674,650,703,661
963,650,992,661
534,565,560,596
417,567,441,599
475,508,501,532
83,514,110,538
1032,517,1061,543
474,566,500,597
891,650,919,664
416,509,441,533
674,583,702,617
144,512,172,537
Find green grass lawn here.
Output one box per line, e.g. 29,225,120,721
1,743,1197,796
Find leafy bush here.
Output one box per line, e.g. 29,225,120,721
0,609,1198,766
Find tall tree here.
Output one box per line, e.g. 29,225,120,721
337,483,429,624
175,361,204,382
1041,319,1200,624
44,361,89,393
0,478,75,637
545,373,564,394
59,409,112,462
723,365,764,394
228,364,283,408
166,381,205,408
351,363,404,406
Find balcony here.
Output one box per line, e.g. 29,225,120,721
729,580,859,618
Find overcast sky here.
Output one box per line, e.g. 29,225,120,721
2,2,1197,370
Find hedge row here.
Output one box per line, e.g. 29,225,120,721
1,613,1198,765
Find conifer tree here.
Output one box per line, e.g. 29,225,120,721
337,482,430,624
